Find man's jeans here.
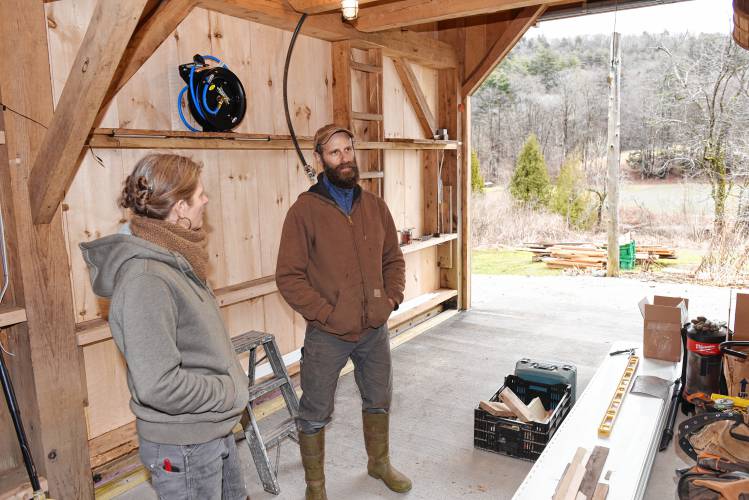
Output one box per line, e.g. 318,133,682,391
138,433,246,500
297,323,392,434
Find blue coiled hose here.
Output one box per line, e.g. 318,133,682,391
178,55,226,132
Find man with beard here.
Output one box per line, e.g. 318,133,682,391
276,124,410,499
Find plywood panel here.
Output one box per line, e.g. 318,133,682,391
222,297,266,338
287,34,328,137
218,151,262,284
382,57,404,139
249,23,289,134
185,149,227,287
44,0,119,127
403,150,423,236
256,151,291,276
263,292,296,356
383,150,405,229
171,8,213,131
64,149,126,323
116,25,176,130
83,340,132,439
208,11,254,134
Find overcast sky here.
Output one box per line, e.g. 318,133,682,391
527,0,733,39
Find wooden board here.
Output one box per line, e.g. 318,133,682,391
82,341,132,439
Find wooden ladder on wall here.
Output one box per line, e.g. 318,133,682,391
332,42,384,197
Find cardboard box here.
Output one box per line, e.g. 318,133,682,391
733,293,749,341
638,295,688,362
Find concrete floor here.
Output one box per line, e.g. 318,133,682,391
118,274,735,499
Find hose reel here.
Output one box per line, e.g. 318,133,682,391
177,54,246,132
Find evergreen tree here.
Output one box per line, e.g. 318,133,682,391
471,150,485,194
551,155,592,229
510,135,550,207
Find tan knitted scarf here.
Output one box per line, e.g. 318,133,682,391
130,216,209,283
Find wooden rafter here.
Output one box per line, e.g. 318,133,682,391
288,0,380,14
462,5,546,96
393,58,436,138
95,0,198,126
197,0,457,69
354,0,548,33
28,0,151,224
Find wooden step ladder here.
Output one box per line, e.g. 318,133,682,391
232,330,300,495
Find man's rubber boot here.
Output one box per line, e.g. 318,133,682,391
299,429,327,500
362,411,413,493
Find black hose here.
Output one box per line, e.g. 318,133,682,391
283,14,315,182
0,350,41,492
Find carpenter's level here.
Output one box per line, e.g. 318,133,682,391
598,355,639,437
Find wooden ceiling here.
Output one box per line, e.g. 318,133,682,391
285,0,694,32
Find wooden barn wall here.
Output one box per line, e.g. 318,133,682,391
42,2,445,441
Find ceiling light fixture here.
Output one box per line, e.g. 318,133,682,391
341,0,359,21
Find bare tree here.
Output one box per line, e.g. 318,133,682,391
655,34,749,231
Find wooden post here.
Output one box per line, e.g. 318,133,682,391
438,19,465,306
331,41,353,129
0,1,93,497
606,32,622,277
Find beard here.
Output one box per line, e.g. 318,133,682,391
323,160,359,189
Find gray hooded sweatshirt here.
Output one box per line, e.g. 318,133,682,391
80,234,249,445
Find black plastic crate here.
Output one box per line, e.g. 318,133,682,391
474,375,572,461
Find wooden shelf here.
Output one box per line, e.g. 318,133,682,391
87,128,458,151
388,288,457,330
77,275,279,346
400,233,457,255
0,304,27,328
360,171,384,180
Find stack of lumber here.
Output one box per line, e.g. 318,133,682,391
520,242,677,270
543,245,606,270
636,245,676,259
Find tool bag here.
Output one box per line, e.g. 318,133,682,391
677,411,749,500
721,342,749,399
677,469,749,500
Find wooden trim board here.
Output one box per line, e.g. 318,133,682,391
400,233,457,255
87,128,457,151
0,305,26,328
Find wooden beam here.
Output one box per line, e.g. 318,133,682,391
29,0,151,224
197,0,457,69
461,5,545,96
331,41,353,129
95,0,198,126
0,0,93,496
355,0,544,33
0,305,27,328
86,128,458,150
393,57,437,138
437,19,465,305
288,0,379,14
350,60,382,74
352,111,383,122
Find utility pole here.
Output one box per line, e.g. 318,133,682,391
606,32,622,277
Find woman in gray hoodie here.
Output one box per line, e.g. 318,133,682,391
80,154,250,500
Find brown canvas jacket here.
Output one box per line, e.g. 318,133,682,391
276,174,405,342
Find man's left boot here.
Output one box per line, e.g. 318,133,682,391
362,411,413,493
